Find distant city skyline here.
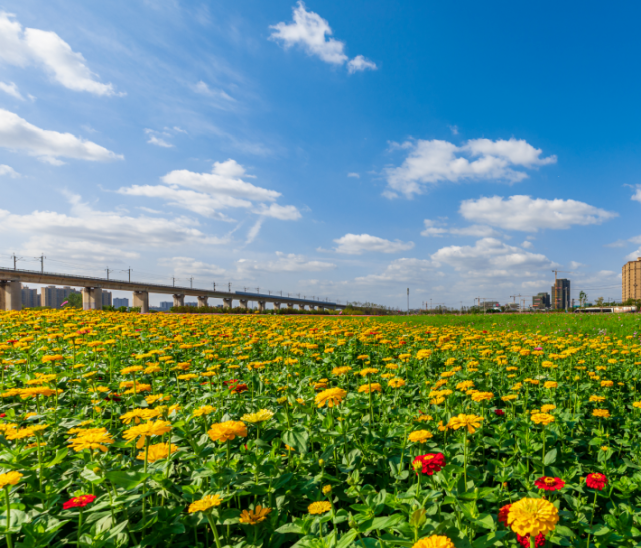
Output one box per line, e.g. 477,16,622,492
1,1,640,308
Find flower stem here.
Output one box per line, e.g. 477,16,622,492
4,487,12,548
206,513,223,548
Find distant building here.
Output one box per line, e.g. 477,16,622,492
159,301,172,311
623,257,641,301
21,286,40,308
551,279,571,310
101,290,112,307
532,292,550,309
185,302,197,307
113,297,129,308
41,286,80,309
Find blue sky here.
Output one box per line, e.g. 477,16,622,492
1,0,640,307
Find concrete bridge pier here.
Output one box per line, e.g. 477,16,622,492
273,302,281,310
258,300,266,312
173,294,185,307
0,280,22,311
287,303,294,310
197,296,208,307
223,298,233,308
82,287,102,311
239,299,248,310
309,304,316,311
133,290,149,313
298,304,306,311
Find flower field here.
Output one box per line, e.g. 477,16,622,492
1,309,641,548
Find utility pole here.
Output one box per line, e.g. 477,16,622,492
106,267,110,280
190,278,193,289
213,282,216,291
11,253,17,270
228,282,231,292
38,254,45,273
172,277,176,287
128,268,131,282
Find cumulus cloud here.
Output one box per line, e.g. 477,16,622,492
0,108,123,163
0,164,19,178
0,192,226,253
632,185,641,203
421,219,500,238
459,195,617,232
333,233,415,255
347,172,360,178
238,251,336,272
521,241,533,249
384,138,556,198
158,256,226,277
0,12,119,95
0,81,23,100
269,2,376,73
145,129,173,148
431,237,554,280
354,258,439,284
21,237,140,263
253,203,302,220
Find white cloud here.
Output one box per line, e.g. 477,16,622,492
604,240,628,248
347,172,360,178
421,219,500,238
147,135,173,148
626,249,641,261
0,81,23,100
0,12,119,96
0,164,19,178
333,233,415,255
238,251,336,272
384,138,556,198
569,261,586,269
632,185,641,203
192,81,235,103
270,2,375,73
158,256,225,277
0,193,226,251
459,195,617,232
521,240,533,249
0,108,123,163
448,125,459,135
253,203,301,220
347,55,377,73
354,258,439,284
21,237,140,263
431,237,554,280
246,218,264,244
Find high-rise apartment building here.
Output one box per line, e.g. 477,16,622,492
21,286,40,308
551,279,571,310
159,301,172,311
623,257,641,301
101,291,112,307
532,292,550,309
41,286,80,309
113,297,129,308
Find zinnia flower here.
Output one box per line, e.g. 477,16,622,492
412,535,455,548
412,453,445,475
358,383,382,393
63,494,97,509
586,473,608,490
530,413,555,426
123,420,172,449
447,414,483,434
498,504,511,526
136,442,178,462
517,533,546,547
308,501,332,514
239,505,272,525
68,431,115,453
534,476,565,491
507,497,559,537
0,471,22,489
408,430,433,443
208,421,247,443
241,409,274,423
494,409,505,416
188,494,223,513
314,388,347,408
592,409,610,418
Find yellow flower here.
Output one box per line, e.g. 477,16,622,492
471,392,493,402
123,420,172,449
192,405,216,418
308,501,332,514
239,505,272,525
502,395,518,402
359,368,379,376
592,409,610,418
0,471,22,489
408,430,433,443
590,395,606,403
332,366,352,376
530,413,555,426
241,409,274,423
507,497,559,537
412,535,456,548
544,381,558,389
447,414,483,434
388,378,406,388
540,404,556,413
68,431,115,453
322,485,332,494
188,494,223,513
358,383,382,393
315,388,347,408
136,442,178,462
208,421,247,443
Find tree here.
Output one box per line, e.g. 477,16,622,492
66,292,83,308
595,296,604,307
579,291,587,307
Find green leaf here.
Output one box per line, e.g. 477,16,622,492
276,522,305,535
283,427,309,454
106,470,150,489
471,530,508,548
45,448,68,468
369,514,403,531
474,513,495,530
337,530,358,548
543,448,558,466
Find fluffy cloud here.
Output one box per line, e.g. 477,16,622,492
459,195,617,232
253,203,302,220
0,164,19,178
158,256,226,277
421,219,500,238
0,108,123,163
0,81,23,100
384,138,556,198
21,237,140,263
237,252,336,272
632,185,641,203
431,237,554,280
270,2,376,73
354,258,439,284
0,193,226,252
0,12,119,95
333,233,415,255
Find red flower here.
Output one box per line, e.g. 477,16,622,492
0,413,5,418
498,504,511,527
231,383,248,394
412,453,446,475
494,409,505,416
517,533,546,547
586,473,608,490
534,476,565,491
106,393,121,401
63,494,96,509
